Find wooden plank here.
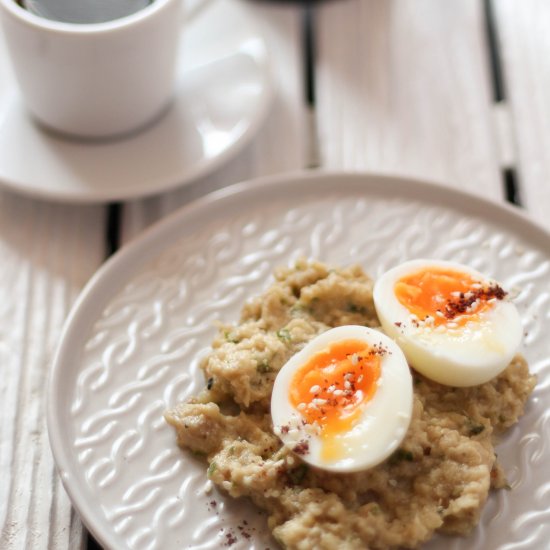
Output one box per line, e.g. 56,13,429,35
0,192,106,549
494,0,550,229
315,0,502,199
121,0,307,240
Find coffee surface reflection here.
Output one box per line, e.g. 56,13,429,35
18,0,152,23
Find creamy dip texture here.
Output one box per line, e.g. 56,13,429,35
165,260,535,549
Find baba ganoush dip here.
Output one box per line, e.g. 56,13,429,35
165,260,535,550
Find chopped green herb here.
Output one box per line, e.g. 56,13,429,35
191,449,206,457
469,424,485,436
207,462,217,477
277,329,292,342
466,417,485,436
369,504,381,516
288,464,308,485
347,303,367,314
290,303,304,315
257,360,273,374
389,448,414,464
504,483,512,491
224,331,240,344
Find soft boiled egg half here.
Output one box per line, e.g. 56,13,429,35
373,259,522,387
271,325,413,473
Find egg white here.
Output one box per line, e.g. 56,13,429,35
271,325,413,473
373,259,523,387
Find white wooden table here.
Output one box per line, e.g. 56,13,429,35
1,0,548,548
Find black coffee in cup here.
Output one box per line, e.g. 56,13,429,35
17,0,152,23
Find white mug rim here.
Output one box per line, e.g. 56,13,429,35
0,0,173,34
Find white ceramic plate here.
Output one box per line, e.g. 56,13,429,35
48,172,550,550
0,0,272,203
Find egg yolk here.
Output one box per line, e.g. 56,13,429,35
394,267,505,327
289,339,382,460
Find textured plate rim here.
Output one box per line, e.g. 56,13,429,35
47,170,550,549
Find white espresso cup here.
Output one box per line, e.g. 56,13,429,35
0,0,205,139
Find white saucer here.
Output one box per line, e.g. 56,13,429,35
0,0,273,203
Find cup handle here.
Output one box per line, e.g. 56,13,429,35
185,0,213,23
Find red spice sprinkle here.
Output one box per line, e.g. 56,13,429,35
293,440,310,455
280,425,290,434
371,343,389,356
444,284,506,319
206,499,218,512
223,530,237,547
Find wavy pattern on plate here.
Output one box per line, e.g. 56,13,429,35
68,192,550,549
